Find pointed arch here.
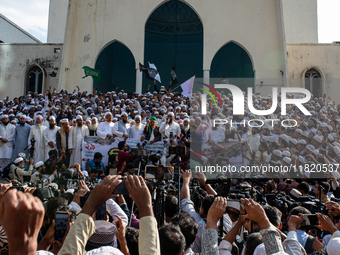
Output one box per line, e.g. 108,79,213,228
143,0,203,93
302,67,324,98
25,63,45,94
210,41,254,91
94,40,136,93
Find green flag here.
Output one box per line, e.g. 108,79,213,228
82,66,101,82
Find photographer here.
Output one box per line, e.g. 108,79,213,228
30,161,57,184
9,157,33,183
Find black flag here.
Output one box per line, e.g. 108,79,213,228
170,64,178,87
139,62,159,82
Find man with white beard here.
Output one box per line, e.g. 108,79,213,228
181,118,190,138
43,116,60,160
89,117,98,136
128,115,145,141
28,116,47,162
70,115,89,165
97,112,115,139
159,112,181,141
113,112,129,138
0,115,15,169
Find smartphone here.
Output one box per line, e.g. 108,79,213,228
55,212,70,242
301,214,319,227
112,181,129,195
96,202,107,220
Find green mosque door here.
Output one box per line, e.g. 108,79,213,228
94,42,136,94
144,0,203,93
210,42,254,91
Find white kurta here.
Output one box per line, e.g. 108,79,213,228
128,124,145,141
28,124,47,162
43,126,60,160
159,122,181,140
70,127,87,165
0,123,15,159
97,122,115,139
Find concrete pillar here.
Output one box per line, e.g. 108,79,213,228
203,70,210,86
136,69,142,94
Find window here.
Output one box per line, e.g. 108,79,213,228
305,68,322,98
26,66,43,94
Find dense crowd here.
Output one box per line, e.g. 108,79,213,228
0,84,340,255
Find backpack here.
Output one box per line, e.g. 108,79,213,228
1,162,14,179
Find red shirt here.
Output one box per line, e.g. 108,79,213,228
117,151,134,173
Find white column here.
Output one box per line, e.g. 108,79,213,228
136,69,142,94
203,70,210,86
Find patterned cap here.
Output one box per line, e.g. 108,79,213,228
87,221,117,247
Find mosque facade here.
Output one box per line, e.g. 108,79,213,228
1,0,340,102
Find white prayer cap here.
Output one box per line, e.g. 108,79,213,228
86,107,92,111
112,117,118,121
196,117,202,122
272,150,282,158
1,114,9,119
313,135,322,143
121,112,128,116
20,115,27,119
135,115,141,119
14,157,24,164
35,161,44,168
35,115,43,120
297,139,306,145
91,117,98,120
154,111,159,114
294,128,302,134
76,115,82,120
306,144,315,152
327,237,340,255
282,151,291,157
283,157,291,164
105,112,112,116
168,112,174,116
60,118,68,124
26,117,32,122
49,116,56,121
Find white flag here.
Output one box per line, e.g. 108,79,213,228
180,75,195,98
148,62,161,83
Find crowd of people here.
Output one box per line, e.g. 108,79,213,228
0,83,339,255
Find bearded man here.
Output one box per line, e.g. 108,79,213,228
28,115,47,162
56,118,73,167
43,116,60,160
181,118,190,138
143,116,161,144
12,115,31,160
0,115,15,168
128,115,145,141
113,112,129,138
89,117,99,136
97,112,115,139
70,115,89,165
160,112,181,142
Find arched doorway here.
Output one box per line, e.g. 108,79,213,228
144,0,203,93
210,42,254,91
305,68,322,98
26,65,43,94
94,41,136,93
